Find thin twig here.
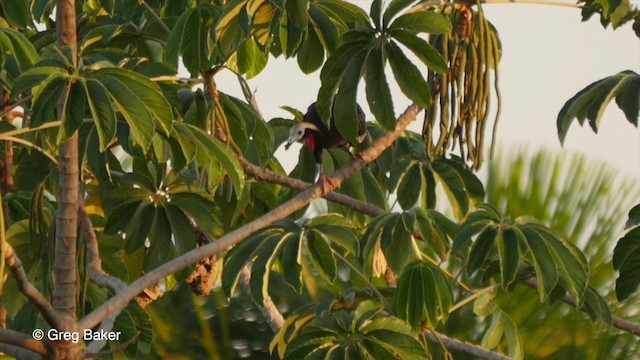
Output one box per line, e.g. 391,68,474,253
521,277,640,338
0,121,62,140
2,136,58,164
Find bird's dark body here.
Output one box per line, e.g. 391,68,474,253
302,102,366,163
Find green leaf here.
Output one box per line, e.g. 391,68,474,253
144,206,174,270
613,226,640,300
467,225,498,276
317,40,370,125
0,0,30,28
57,81,86,144
365,45,395,129
382,215,419,274
384,41,431,109
306,231,337,283
30,73,68,127
182,124,245,198
283,0,310,57
125,200,155,254
382,0,415,29
12,67,65,97
557,71,640,144
297,23,325,74
497,227,520,288
281,233,303,292
452,219,492,255
333,51,368,144
0,28,39,72
391,29,446,76
83,78,117,151
393,261,452,329
169,192,219,236
181,8,207,76
370,0,383,30
533,224,589,303
92,68,172,135
250,234,287,305
396,162,421,210
583,286,612,324
431,159,470,220
388,10,451,34
520,226,559,302
624,203,640,229
221,232,265,296
164,204,196,254
309,4,338,51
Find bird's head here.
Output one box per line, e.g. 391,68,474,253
285,122,320,150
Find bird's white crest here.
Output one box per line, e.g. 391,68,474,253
285,122,320,149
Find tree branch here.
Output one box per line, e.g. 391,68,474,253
424,331,512,360
0,342,44,360
521,277,640,338
4,243,62,329
78,104,421,331
0,329,48,356
237,155,385,217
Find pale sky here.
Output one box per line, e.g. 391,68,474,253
217,0,640,179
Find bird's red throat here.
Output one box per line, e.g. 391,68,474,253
304,134,317,151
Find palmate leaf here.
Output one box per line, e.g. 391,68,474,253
557,71,640,144
455,205,589,303
283,301,424,360
30,73,69,127
393,261,452,329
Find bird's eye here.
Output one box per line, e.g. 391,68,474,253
297,130,303,136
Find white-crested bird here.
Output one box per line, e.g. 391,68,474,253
285,102,366,192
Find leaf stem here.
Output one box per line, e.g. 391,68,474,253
448,284,500,315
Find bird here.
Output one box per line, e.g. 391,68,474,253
285,102,366,192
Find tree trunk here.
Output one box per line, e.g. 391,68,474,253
52,0,82,358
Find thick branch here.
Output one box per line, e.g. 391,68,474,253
0,342,44,360
0,329,47,356
79,104,421,331
424,331,511,360
521,277,640,338
4,243,62,329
